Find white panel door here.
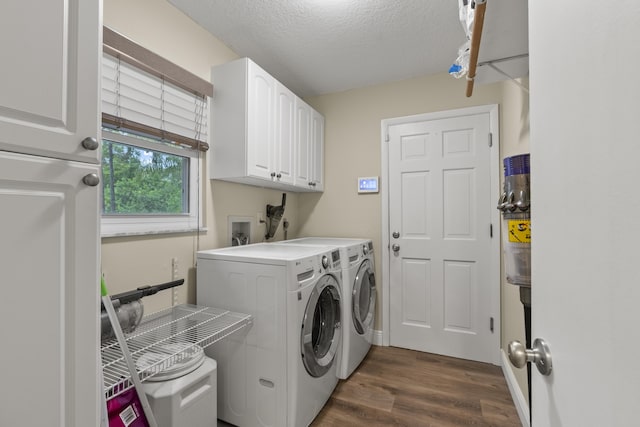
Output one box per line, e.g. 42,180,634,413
528,1,640,425
388,108,498,363
0,152,100,427
0,0,100,163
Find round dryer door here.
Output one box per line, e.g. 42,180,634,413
301,274,341,377
352,259,376,335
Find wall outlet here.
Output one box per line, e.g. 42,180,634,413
171,258,179,306
171,257,179,280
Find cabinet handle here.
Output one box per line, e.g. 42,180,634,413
82,173,100,186
276,173,282,179
81,137,99,150
270,172,276,178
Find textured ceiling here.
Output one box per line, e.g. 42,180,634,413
168,0,528,97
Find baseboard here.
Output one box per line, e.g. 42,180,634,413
371,329,384,346
501,349,530,427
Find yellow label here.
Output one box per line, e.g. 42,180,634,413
508,220,531,243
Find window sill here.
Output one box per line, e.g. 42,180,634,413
101,227,208,239
101,216,207,238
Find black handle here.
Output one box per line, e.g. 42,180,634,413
102,279,184,308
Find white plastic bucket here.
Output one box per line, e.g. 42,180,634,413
140,344,217,427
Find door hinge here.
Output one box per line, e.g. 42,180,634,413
490,317,494,333
488,133,493,147
490,223,493,238
385,134,390,142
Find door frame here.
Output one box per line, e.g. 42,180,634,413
380,104,501,364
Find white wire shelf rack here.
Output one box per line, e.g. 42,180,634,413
101,304,252,400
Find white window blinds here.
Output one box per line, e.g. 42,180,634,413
102,52,209,151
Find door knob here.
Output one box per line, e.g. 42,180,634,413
392,231,400,239
81,136,99,150
82,173,100,187
391,244,400,252
508,338,553,376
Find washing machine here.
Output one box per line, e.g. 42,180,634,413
196,243,343,427
283,237,376,379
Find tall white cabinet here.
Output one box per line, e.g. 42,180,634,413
0,2,101,426
210,58,323,192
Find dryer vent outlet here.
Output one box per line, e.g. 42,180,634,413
265,193,286,240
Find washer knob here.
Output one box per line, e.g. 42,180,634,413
363,244,369,255
321,255,329,269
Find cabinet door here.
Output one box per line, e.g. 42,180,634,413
310,110,325,191
274,82,295,185
247,61,275,179
294,98,312,188
0,0,100,163
0,152,100,427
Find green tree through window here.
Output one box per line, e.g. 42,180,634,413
102,139,188,215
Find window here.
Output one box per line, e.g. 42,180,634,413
100,27,213,237
100,129,202,237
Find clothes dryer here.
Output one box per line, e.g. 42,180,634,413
282,238,376,379
196,243,342,427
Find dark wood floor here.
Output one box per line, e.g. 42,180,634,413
311,346,522,427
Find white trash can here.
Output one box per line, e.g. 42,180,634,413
139,343,217,427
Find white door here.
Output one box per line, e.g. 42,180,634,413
0,2,100,426
527,1,640,425
386,106,499,364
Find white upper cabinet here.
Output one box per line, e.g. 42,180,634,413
294,98,312,188
310,109,325,191
274,81,295,186
0,0,100,163
246,61,276,180
294,99,324,191
210,58,323,192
